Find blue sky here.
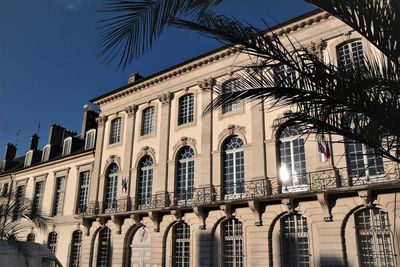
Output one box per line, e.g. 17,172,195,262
0,0,313,156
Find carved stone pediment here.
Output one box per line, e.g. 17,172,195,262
172,136,197,152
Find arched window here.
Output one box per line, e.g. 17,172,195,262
172,222,191,266
27,233,35,243
355,208,395,266
97,228,111,267
62,137,72,156
85,129,96,150
110,117,122,144
141,107,155,135
337,40,364,71
223,136,244,199
222,80,241,114
137,156,153,209
105,164,119,211
178,94,194,125
279,126,307,192
47,231,58,254
69,230,82,267
281,214,310,266
176,147,194,205
222,218,243,266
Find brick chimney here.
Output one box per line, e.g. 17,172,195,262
48,124,65,146
29,134,39,151
4,143,16,160
128,72,143,84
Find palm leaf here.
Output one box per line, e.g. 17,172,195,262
306,0,400,65
99,0,223,68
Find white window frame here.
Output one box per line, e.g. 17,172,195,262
97,228,111,267
42,145,50,162
70,230,83,267
52,176,66,216
223,136,245,200
47,231,58,254
137,157,153,209
77,170,90,213
222,79,241,114
176,147,194,205
222,218,243,267
62,137,72,156
141,107,155,136
172,222,191,266
279,126,308,192
32,181,44,215
178,94,194,125
24,150,33,167
85,129,96,150
337,40,364,72
110,118,122,144
105,164,119,211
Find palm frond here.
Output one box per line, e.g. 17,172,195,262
306,0,400,65
172,11,400,162
98,0,223,68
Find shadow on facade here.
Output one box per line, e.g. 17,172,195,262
196,230,219,267
320,255,349,267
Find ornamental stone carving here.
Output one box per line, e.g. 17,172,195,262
218,125,247,144
136,146,156,164
198,77,216,91
158,92,173,104
96,116,108,126
124,104,138,117
105,155,122,171
172,136,197,153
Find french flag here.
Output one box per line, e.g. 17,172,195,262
318,137,330,163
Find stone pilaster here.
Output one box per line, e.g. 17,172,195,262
250,101,266,180
122,104,138,199
155,92,173,193
90,115,107,202
198,78,215,187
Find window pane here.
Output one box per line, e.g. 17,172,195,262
105,164,118,211
110,118,121,144
97,228,111,267
281,214,310,267
53,177,66,216
172,222,190,267
355,208,395,267
141,107,155,135
222,80,241,114
223,137,244,199
176,148,194,204
47,232,58,254
77,171,90,213
138,157,153,209
222,218,243,267
178,94,194,125
69,231,82,267
32,181,44,216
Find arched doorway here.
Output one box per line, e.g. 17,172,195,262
130,226,151,267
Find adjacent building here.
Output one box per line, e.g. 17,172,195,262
1,9,399,267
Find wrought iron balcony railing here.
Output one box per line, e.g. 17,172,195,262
77,161,400,216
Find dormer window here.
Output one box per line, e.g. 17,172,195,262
62,138,72,156
42,145,50,162
24,151,33,167
85,129,96,150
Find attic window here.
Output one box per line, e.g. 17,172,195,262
85,129,96,150
62,138,72,156
24,151,33,167
42,145,50,162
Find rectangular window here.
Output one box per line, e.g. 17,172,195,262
13,185,25,221
1,183,9,197
110,118,122,144
337,41,364,71
141,107,155,135
32,181,44,216
77,171,90,213
222,80,241,114
85,130,96,150
52,177,66,216
178,94,194,125
274,64,296,87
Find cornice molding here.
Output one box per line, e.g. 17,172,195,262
93,12,331,106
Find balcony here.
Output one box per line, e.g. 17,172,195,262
78,161,400,217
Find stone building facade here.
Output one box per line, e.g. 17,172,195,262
1,9,399,267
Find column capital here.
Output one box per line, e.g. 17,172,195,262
198,77,216,91
158,92,173,104
95,116,108,126
124,104,138,117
